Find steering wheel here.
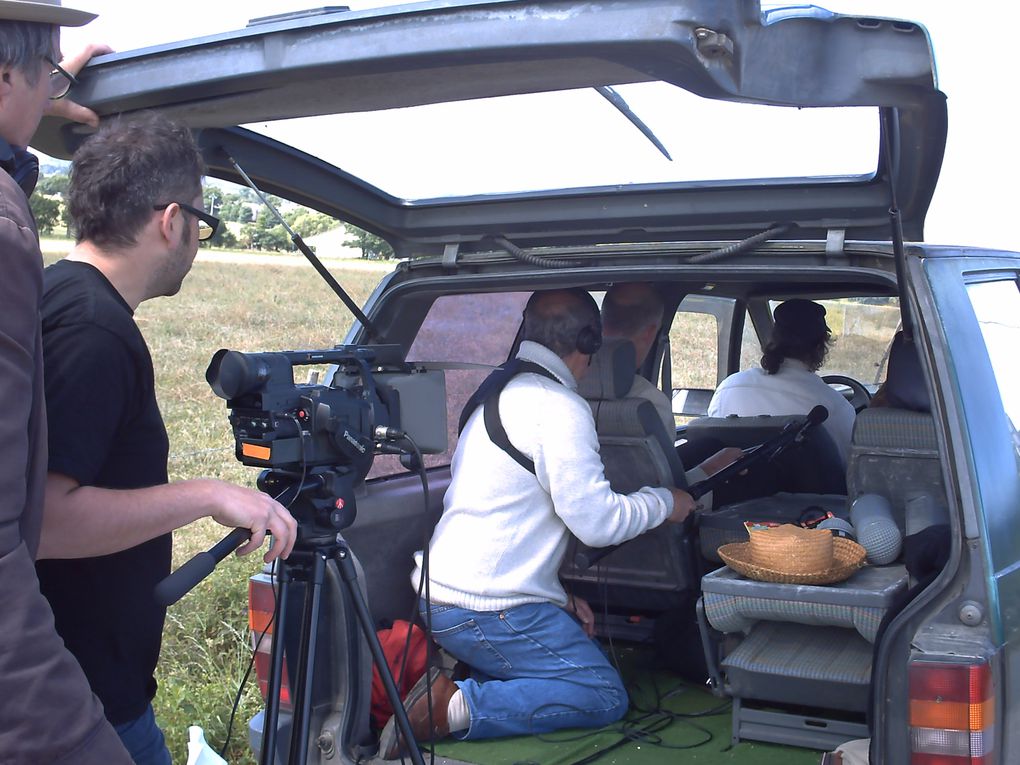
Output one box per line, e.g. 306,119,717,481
823,374,871,412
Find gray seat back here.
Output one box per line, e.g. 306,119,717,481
848,333,945,520
561,338,694,611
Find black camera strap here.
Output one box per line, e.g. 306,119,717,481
458,358,560,475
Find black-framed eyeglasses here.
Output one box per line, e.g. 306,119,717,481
45,56,78,101
153,202,220,241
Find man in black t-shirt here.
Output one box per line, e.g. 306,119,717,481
36,113,297,765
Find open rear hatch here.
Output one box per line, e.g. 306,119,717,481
35,0,945,254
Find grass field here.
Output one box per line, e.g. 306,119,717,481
41,239,387,763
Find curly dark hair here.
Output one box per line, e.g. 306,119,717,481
68,112,204,248
761,324,833,373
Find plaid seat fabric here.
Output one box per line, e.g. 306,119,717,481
851,408,938,451
704,591,886,642
721,622,873,712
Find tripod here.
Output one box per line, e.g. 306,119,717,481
258,468,426,765
157,466,426,765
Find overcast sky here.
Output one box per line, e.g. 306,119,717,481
54,0,1020,253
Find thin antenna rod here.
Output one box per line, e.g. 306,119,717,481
225,152,383,342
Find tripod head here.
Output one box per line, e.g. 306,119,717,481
258,466,361,538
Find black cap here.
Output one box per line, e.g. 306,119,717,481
773,299,829,339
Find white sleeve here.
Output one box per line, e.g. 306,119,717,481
523,386,674,548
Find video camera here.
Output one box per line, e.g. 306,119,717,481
205,343,446,530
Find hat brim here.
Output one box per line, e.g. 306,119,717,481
718,537,867,585
0,0,95,26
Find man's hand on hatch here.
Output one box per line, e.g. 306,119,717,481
44,44,114,127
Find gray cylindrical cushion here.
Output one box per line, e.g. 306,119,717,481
850,494,902,565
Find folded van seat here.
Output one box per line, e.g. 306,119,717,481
698,563,907,749
701,564,908,644
697,332,945,750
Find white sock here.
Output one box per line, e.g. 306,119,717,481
446,689,470,732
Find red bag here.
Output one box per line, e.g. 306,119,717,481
370,620,428,729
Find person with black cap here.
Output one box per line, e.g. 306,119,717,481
707,299,856,466
0,2,130,763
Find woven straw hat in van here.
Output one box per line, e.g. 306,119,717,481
718,523,866,585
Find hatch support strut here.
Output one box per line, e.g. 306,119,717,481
221,149,384,342
881,108,915,344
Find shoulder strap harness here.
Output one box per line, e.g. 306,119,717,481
458,359,560,475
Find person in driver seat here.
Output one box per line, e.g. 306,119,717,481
707,299,856,467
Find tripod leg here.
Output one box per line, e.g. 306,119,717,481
333,544,426,765
261,561,292,765
288,552,327,765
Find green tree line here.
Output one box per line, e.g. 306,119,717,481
31,171,394,260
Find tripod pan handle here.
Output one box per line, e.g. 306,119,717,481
154,527,252,607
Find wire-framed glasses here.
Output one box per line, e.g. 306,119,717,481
45,56,78,100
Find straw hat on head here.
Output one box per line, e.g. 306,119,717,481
0,0,95,26
718,523,866,585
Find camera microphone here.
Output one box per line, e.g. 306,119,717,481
806,404,829,426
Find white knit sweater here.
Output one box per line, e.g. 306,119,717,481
413,341,674,611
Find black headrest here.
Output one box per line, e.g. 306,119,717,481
576,338,636,400
885,331,930,413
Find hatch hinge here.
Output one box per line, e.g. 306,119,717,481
825,228,846,257
442,242,460,269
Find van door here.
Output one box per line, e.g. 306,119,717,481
871,252,1020,764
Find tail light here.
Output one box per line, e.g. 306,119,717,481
248,576,292,711
909,660,996,764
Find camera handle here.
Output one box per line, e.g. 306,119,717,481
261,535,425,765
155,527,252,607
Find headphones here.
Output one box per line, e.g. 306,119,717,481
573,289,603,356
0,137,40,197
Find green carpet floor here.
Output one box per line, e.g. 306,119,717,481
430,647,824,765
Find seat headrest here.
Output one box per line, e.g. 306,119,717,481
576,337,636,400
884,331,930,413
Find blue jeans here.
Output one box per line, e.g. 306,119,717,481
421,599,628,740
113,704,172,765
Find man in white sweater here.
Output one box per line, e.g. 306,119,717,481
392,289,695,753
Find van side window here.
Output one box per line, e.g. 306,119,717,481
738,308,759,371
766,297,900,387
370,292,530,478
967,280,1020,438
669,294,736,420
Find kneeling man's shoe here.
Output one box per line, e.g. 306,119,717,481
379,667,458,760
